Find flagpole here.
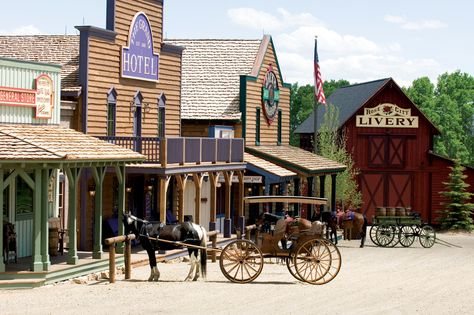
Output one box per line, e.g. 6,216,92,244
313,36,319,154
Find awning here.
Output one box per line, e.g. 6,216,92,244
246,145,346,176
244,152,295,183
0,124,145,164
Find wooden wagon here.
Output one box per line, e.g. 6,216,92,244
218,196,342,285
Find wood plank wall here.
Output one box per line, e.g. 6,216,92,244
245,45,290,145
86,0,181,137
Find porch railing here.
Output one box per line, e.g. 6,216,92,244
98,136,244,166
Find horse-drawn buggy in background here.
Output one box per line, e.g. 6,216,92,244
122,196,341,285
369,206,436,248
218,196,341,285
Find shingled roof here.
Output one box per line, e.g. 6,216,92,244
164,39,262,120
0,124,145,162
0,35,80,93
294,78,390,134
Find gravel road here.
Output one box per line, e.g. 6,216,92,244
1,232,473,315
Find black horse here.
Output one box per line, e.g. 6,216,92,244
122,213,208,282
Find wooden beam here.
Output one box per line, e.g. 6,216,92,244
193,173,203,224
244,195,327,205
208,172,219,226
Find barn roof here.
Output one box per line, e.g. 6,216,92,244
294,78,390,134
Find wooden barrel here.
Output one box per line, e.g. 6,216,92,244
386,207,396,216
49,228,59,256
405,207,412,216
396,207,406,216
375,207,386,217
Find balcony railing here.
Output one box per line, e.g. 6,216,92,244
98,136,244,166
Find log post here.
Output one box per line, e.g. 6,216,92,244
109,244,116,284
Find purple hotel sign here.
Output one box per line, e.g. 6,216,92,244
121,12,159,82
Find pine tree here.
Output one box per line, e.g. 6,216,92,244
318,104,362,208
438,159,474,231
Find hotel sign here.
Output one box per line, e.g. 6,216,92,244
0,74,54,119
121,12,159,82
356,103,418,128
218,175,262,184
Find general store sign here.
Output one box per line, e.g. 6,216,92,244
0,74,54,119
121,12,159,82
356,103,419,128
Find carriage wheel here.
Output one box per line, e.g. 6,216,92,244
294,238,341,285
286,254,304,282
399,225,415,247
419,225,436,248
375,225,395,247
387,226,400,247
369,225,379,246
219,239,264,283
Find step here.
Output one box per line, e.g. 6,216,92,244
0,278,45,289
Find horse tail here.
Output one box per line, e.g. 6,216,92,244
199,226,208,279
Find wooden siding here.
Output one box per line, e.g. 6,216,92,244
86,0,181,138
244,45,290,146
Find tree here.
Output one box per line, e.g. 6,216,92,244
438,159,474,231
318,104,362,208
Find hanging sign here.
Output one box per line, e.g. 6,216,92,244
0,73,54,119
356,103,419,128
262,64,280,124
121,12,159,82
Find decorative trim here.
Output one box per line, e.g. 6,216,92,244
161,43,185,56
75,26,117,43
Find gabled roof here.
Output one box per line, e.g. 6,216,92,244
0,124,145,162
244,152,296,178
294,78,390,134
0,35,80,93
164,38,263,120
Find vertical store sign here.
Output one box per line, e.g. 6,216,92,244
35,74,54,119
121,12,159,82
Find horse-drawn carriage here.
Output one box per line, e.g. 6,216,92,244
369,207,436,248
123,196,341,285
218,196,341,285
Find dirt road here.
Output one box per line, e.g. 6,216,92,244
1,232,473,315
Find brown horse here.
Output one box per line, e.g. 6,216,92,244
338,211,367,248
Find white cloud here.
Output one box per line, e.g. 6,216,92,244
384,15,447,30
0,25,43,35
228,8,446,87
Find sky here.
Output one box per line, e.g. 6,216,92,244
1,0,473,87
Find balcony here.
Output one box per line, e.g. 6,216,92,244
98,136,244,166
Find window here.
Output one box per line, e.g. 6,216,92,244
158,93,166,138
256,107,261,145
277,109,282,145
16,176,33,216
107,88,117,137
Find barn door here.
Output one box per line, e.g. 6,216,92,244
368,135,406,168
360,172,413,221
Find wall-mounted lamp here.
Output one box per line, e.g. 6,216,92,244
247,187,252,192
216,182,222,188
126,187,132,193
146,185,153,192
89,189,96,197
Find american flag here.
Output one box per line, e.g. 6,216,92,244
314,38,326,105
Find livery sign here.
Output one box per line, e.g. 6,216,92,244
121,12,159,82
356,103,419,128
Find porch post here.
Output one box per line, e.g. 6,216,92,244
193,173,203,224
223,171,233,238
319,174,326,214
331,174,337,213
237,171,245,234
208,172,218,231
92,167,106,259
115,165,125,254
159,176,169,223
32,169,43,271
293,177,300,216
307,176,314,219
66,167,81,265
41,169,50,270
0,169,4,272
175,174,188,223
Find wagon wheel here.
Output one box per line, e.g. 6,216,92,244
419,225,436,248
398,225,415,247
294,238,341,285
375,225,395,247
369,225,379,246
386,226,400,247
286,253,304,282
219,239,264,283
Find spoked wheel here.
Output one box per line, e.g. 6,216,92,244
419,225,436,248
286,254,304,282
219,239,264,283
369,225,379,246
294,238,341,285
386,226,400,247
375,225,395,247
399,225,415,247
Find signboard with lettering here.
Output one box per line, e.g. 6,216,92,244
121,12,159,82
218,175,262,184
0,73,54,119
356,103,419,128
